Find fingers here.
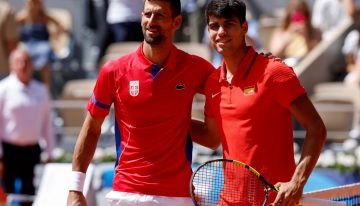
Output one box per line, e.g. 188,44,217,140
272,189,285,206
271,184,299,206
271,197,298,206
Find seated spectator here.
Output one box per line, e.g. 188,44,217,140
312,0,357,40
0,0,19,79
342,27,360,84
15,0,66,88
269,0,322,67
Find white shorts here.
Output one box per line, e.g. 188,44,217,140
105,191,194,206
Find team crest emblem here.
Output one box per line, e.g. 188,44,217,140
129,80,139,96
243,85,256,96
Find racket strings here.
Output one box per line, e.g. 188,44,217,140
192,161,267,206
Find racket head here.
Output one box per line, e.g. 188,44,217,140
190,159,275,206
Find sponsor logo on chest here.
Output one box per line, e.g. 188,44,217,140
175,83,186,90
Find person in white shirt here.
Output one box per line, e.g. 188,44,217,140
0,46,54,206
312,0,357,40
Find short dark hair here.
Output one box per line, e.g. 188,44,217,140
205,0,246,24
144,0,181,17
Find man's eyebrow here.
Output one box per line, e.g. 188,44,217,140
224,18,237,23
208,21,219,26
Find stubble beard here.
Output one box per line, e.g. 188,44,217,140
143,29,163,45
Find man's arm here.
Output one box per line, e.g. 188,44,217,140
67,112,104,206
191,116,221,150
272,94,326,206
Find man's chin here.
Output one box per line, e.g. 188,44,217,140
144,36,163,45
215,47,225,54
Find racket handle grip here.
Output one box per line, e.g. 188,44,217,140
299,197,345,206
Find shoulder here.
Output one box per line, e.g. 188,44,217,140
32,79,49,92
206,68,221,84
99,53,136,80
261,56,298,83
101,53,132,72
15,10,27,23
177,49,215,72
205,69,221,96
192,54,214,70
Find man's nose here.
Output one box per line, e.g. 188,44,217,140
148,14,157,25
218,26,227,36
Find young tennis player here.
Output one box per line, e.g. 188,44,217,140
193,0,327,205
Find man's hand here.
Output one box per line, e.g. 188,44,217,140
67,191,87,206
271,181,303,206
260,52,282,62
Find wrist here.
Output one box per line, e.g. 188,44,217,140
69,171,86,193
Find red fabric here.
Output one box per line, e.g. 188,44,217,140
87,43,214,197
205,47,306,203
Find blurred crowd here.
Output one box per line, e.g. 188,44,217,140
1,0,360,98
1,0,360,204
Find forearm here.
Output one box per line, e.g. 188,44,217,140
72,114,102,172
191,118,220,150
291,121,326,187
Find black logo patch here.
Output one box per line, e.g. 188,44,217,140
176,83,186,90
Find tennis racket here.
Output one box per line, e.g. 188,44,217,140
190,159,345,206
190,158,277,206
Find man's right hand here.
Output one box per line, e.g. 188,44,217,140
67,191,87,206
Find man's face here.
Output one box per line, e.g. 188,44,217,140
10,51,32,84
141,0,181,45
207,16,248,56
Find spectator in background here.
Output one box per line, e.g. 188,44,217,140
312,0,357,40
0,46,54,206
342,24,360,84
175,0,201,42
82,0,111,74
0,0,19,80
106,0,143,42
16,0,65,88
269,0,321,67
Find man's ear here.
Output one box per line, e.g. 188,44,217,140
173,15,182,30
241,20,248,33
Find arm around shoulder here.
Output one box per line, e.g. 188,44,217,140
191,116,221,150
